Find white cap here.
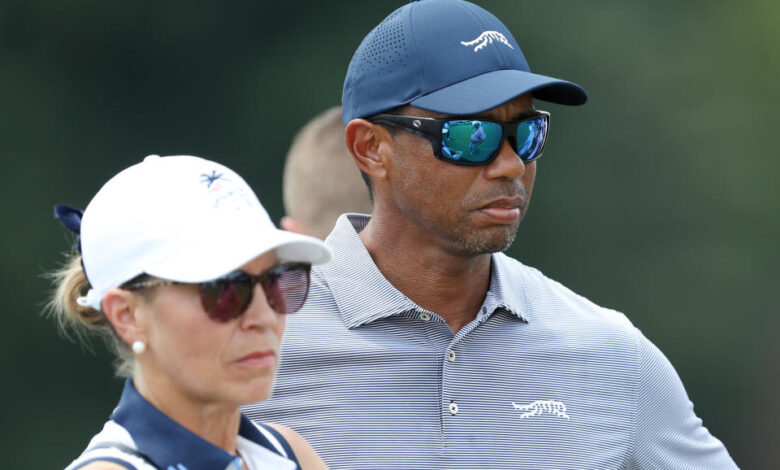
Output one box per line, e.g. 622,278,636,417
77,155,331,310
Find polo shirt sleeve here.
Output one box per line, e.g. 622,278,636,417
629,331,739,469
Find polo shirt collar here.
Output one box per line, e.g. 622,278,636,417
484,251,529,323
111,379,283,470
321,214,528,329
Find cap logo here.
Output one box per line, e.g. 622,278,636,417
198,168,256,210
200,170,224,188
460,31,514,52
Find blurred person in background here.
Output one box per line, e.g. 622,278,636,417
50,155,330,470
246,1,738,469
280,106,372,239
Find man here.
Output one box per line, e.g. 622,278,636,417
246,1,737,468
280,106,372,239
468,121,486,155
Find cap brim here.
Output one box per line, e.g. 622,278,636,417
268,230,332,266
146,229,331,284
410,69,587,115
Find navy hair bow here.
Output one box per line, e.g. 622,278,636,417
54,204,84,254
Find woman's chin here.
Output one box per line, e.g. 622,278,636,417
228,378,276,406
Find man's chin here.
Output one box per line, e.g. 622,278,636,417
449,225,518,256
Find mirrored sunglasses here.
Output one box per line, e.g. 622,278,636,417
369,111,549,165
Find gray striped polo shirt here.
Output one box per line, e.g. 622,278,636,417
244,214,737,469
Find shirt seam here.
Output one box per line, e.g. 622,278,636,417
626,327,641,468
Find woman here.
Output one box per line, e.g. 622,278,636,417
50,154,331,470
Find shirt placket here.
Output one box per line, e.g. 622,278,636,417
438,306,493,447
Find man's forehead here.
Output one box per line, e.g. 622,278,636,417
400,95,535,120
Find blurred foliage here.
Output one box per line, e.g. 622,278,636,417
1,1,777,468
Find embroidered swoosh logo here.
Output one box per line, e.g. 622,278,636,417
460,31,514,52
511,400,570,420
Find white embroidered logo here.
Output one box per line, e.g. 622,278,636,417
511,400,570,420
460,31,514,52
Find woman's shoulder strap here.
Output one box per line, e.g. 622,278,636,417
65,441,158,470
65,420,159,470
86,442,160,469
254,422,300,466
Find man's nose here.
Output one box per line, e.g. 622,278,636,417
485,139,526,180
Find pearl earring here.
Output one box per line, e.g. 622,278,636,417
132,340,146,355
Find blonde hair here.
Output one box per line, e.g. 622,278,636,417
282,106,372,239
47,252,135,377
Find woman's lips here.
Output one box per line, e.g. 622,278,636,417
235,350,276,368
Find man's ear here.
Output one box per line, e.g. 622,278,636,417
102,288,145,347
345,119,391,183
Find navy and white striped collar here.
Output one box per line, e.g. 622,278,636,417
320,214,528,329
111,379,280,470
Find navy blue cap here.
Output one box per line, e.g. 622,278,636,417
342,0,588,124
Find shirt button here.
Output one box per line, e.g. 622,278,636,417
447,349,456,362
419,312,432,321
449,402,459,415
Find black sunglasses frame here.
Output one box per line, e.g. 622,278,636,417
368,111,550,166
123,262,312,320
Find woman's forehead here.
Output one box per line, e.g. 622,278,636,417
238,251,280,275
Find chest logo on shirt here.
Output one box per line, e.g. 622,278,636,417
511,400,570,420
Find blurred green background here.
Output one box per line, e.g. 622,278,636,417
2,1,777,468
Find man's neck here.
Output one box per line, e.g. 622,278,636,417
359,216,492,334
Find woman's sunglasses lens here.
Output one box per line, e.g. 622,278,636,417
197,265,312,320
441,120,502,163
268,267,311,314
199,277,252,322
516,116,547,162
